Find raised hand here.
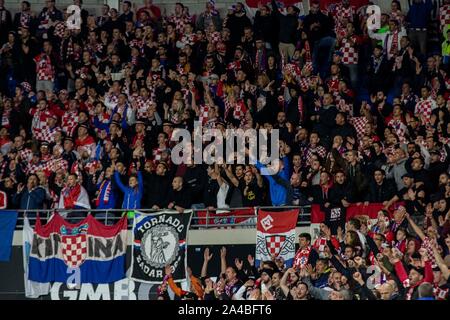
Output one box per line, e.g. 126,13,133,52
352,272,364,284
204,247,213,262
235,258,243,270
247,254,255,266
220,246,227,259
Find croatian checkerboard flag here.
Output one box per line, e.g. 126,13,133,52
26,213,127,296
255,209,298,267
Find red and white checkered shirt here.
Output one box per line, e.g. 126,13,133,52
350,116,368,141
225,98,247,121
198,104,210,125
131,96,152,119
387,119,407,144
297,77,309,91
415,98,437,124
61,110,79,136
34,53,55,81
27,161,43,175
304,144,327,165
339,35,360,65
421,236,438,268
179,33,197,47
40,126,62,143
129,39,144,54
30,108,52,141
439,4,450,30
19,12,33,28
53,21,66,38
332,4,355,33
17,148,33,163
208,31,222,44
167,14,192,35
40,157,69,176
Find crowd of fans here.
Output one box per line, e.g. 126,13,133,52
0,0,449,300
160,214,449,300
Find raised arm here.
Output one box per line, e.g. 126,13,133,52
432,241,450,280
223,165,239,188
201,248,213,278
253,166,264,188
113,170,127,193
280,268,293,297
405,212,426,241
220,246,227,276
137,170,144,195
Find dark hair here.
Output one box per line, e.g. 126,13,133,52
391,0,402,11
317,258,329,265
348,218,361,230
299,233,311,242
343,244,355,252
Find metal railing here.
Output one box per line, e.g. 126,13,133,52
12,205,312,230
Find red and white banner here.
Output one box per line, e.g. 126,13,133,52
195,208,255,226
255,209,298,267
310,203,403,223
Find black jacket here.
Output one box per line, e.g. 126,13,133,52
302,11,334,44
184,165,208,204
330,182,353,206
253,11,276,45
142,172,171,208
225,13,252,46
368,179,397,203
166,187,192,209
272,0,299,44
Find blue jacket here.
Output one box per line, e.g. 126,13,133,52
256,156,290,206
13,187,46,210
406,0,432,29
114,171,143,209
96,179,117,209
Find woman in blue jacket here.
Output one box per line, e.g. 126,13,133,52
113,168,143,210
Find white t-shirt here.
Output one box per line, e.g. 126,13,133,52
216,181,230,209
